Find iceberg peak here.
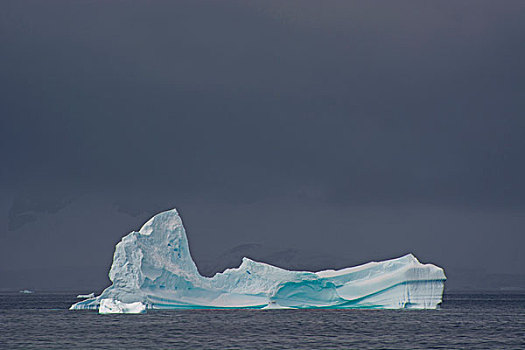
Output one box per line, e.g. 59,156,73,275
138,208,181,236
70,208,446,313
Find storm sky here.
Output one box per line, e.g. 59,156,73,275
1,0,524,289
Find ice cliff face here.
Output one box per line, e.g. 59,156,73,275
70,209,446,313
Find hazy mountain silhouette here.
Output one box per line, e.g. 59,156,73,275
196,243,359,277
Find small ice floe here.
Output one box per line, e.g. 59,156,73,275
99,299,146,314
76,292,95,299
19,290,34,294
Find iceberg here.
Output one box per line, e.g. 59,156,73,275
70,209,446,313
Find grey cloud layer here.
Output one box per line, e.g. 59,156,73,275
1,1,524,286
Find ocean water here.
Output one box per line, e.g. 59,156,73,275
0,293,524,349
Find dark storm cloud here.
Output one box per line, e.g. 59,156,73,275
1,0,524,288
2,0,524,205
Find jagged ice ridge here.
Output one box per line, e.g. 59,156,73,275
70,209,446,313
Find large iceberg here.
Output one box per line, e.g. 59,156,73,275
70,209,446,313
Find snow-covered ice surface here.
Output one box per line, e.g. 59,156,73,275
70,209,446,313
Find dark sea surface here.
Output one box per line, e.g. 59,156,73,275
0,292,524,349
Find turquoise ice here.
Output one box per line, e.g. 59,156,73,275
70,209,446,313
